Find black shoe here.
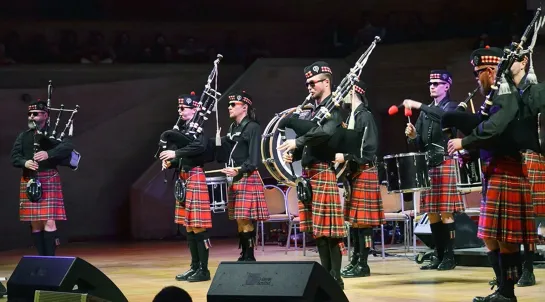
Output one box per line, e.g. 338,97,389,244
473,291,499,302
437,256,456,270
341,253,359,274
243,235,257,261
187,266,211,282
516,268,536,287
420,256,441,270
243,248,257,261
175,265,198,281
341,263,370,278
473,291,518,302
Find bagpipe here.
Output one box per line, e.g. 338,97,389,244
442,8,544,135
44,81,81,170
278,36,382,139
154,54,223,204
154,54,223,161
26,81,81,202
441,87,480,137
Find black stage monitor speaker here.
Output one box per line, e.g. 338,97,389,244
207,261,349,302
414,212,484,249
6,256,128,302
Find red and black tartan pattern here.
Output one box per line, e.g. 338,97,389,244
298,162,347,238
478,158,537,244
175,167,212,228
345,166,385,226
19,170,66,221
523,151,545,216
228,170,270,221
420,158,464,213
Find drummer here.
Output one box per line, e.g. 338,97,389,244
215,91,270,261
404,70,464,271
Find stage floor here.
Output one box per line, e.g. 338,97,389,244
1,239,544,302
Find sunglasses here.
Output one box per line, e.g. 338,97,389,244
306,79,326,87
27,112,42,117
228,101,244,108
428,82,447,87
473,68,489,78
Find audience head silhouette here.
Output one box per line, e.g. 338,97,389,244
153,286,192,302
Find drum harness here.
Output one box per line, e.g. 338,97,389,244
226,118,252,184
424,100,451,167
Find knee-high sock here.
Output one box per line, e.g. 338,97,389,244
316,237,331,273
43,230,58,256
31,231,45,256
358,228,373,265
186,232,199,268
429,222,445,260
499,252,522,298
328,238,343,278
522,244,535,272
443,222,455,258
194,231,210,270
487,249,501,281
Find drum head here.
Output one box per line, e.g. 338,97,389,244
261,107,311,186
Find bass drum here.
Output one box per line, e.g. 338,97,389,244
261,106,346,187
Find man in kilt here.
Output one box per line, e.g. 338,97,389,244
279,61,347,289
333,79,385,278
160,92,212,282
508,45,545,287
404,70,464,271
447,46,538,302
10,99,72,256
215,90,270,261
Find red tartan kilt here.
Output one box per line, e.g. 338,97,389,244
345,166,385,226
299,162,347,238
228,170,269,221
175,167,212,228
478,158,537,244
19,169,66,221
523,151,545,216
420,158,464,213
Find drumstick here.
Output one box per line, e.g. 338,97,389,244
205,167,241,173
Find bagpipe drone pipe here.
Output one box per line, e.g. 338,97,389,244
154,54,223,162
277,36,382,152
44,80,81,170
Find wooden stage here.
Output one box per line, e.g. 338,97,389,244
0,239,544,302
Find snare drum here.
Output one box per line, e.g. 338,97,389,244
453,155,482,193
206,176,229,213
383,152,431,193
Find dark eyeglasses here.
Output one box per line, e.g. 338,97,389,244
228,101,243,108
27,112,42,117
473,68,488,78
306,79,326,87
428,82,447,87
